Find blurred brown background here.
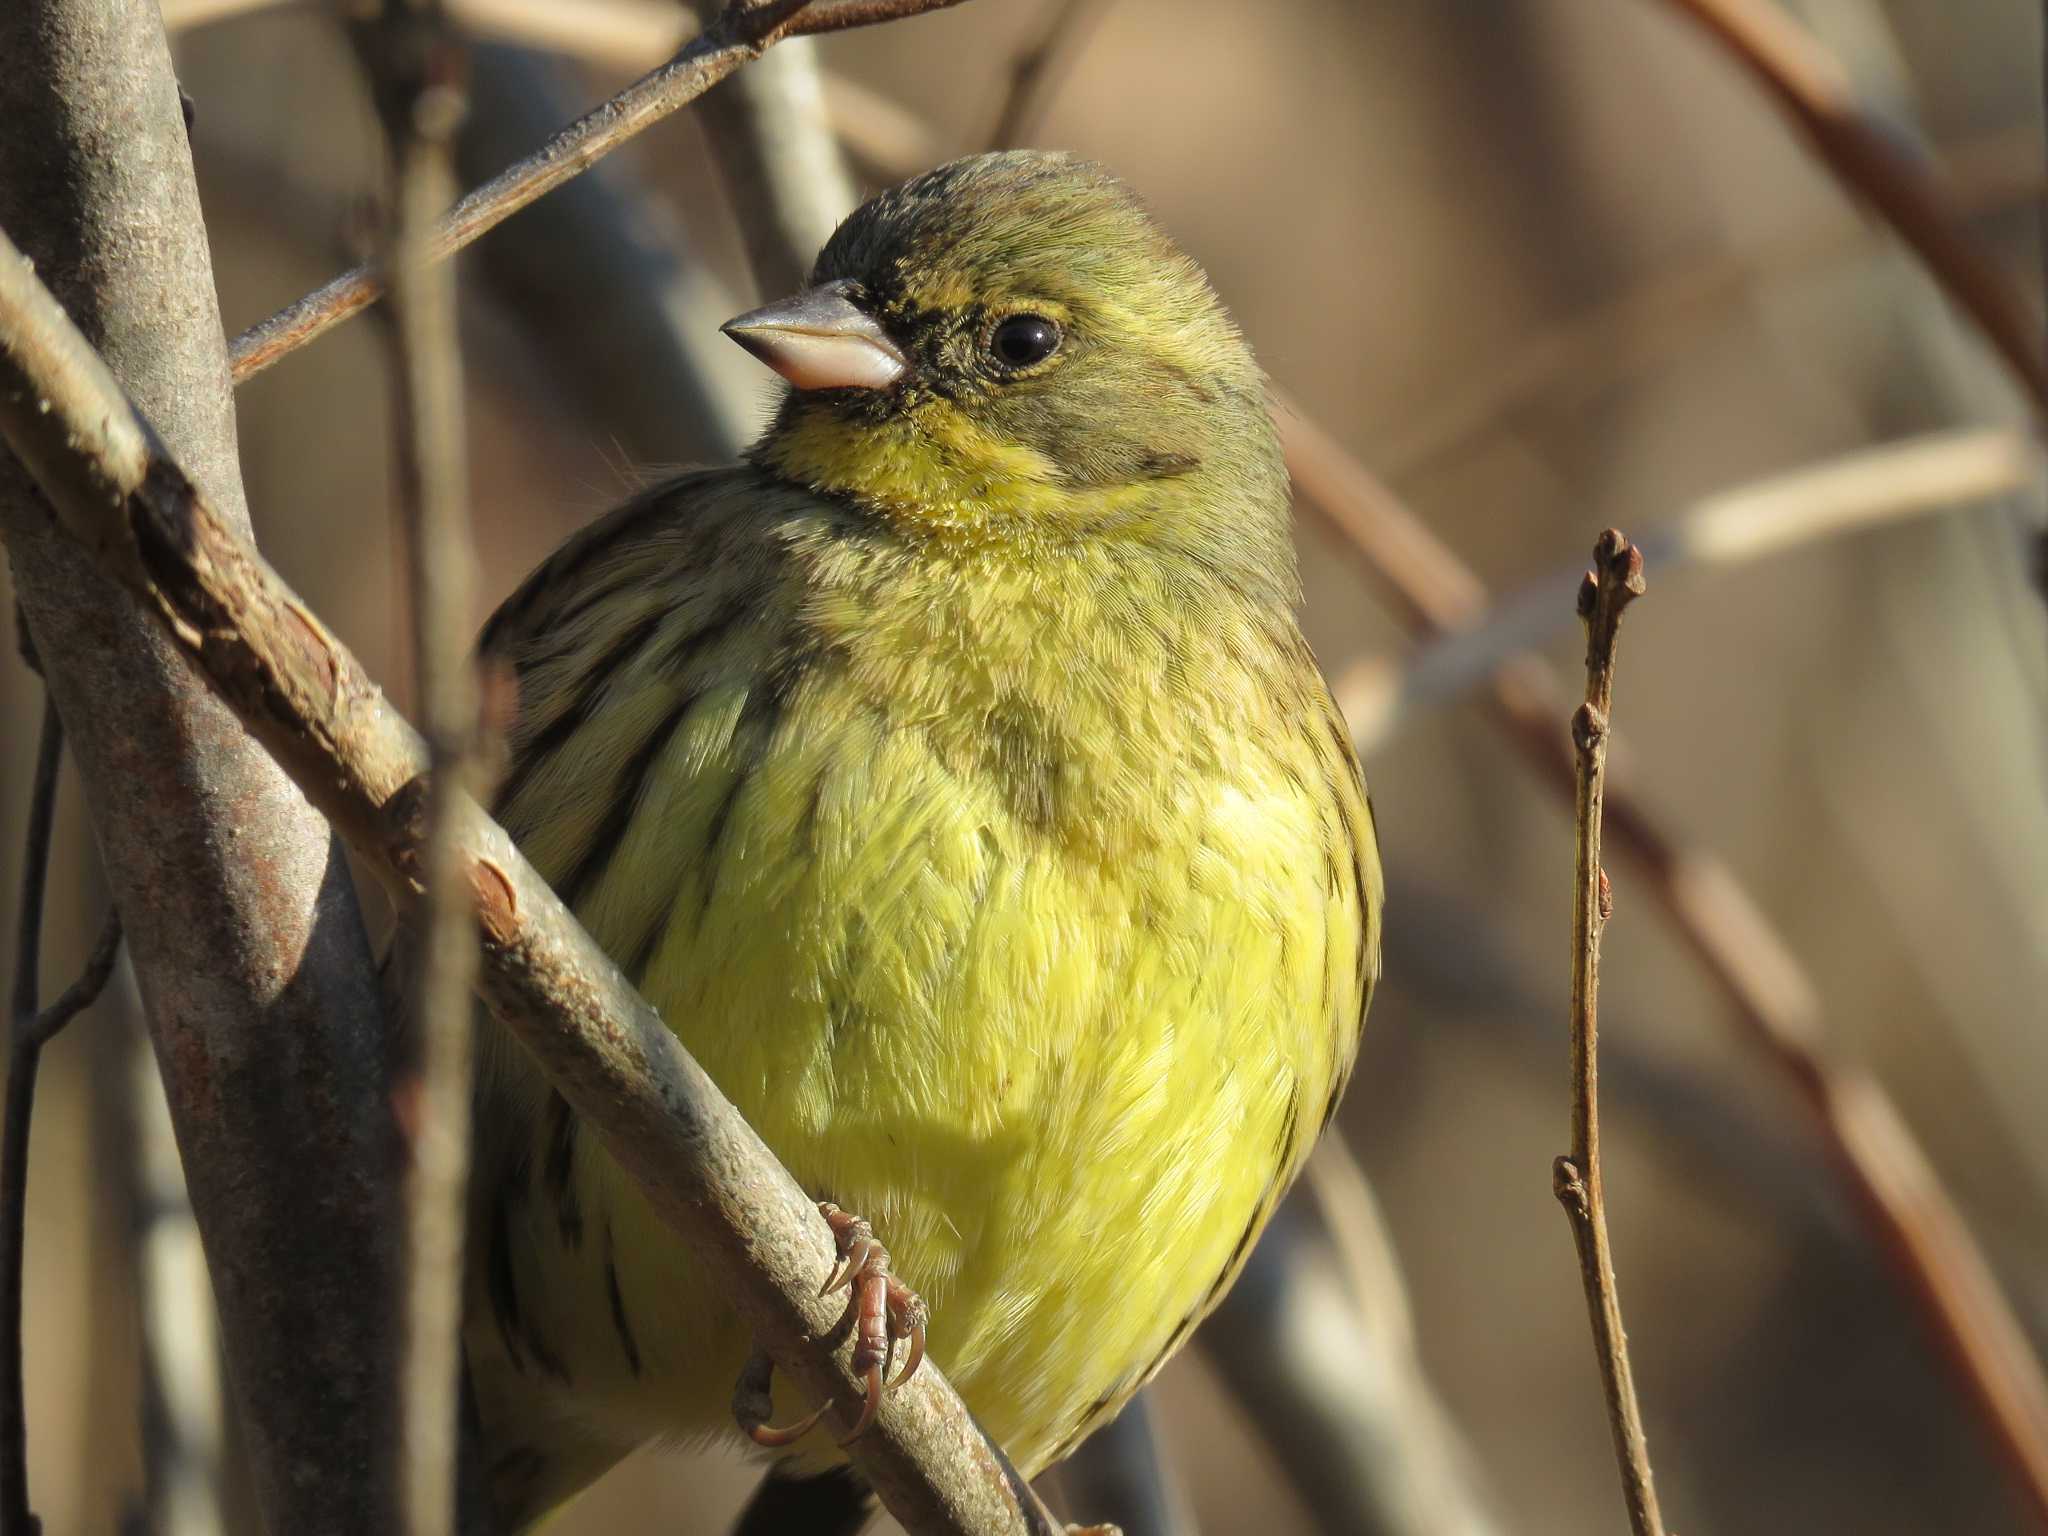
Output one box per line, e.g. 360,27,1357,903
5,0,2047,1532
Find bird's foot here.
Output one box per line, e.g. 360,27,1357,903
734,1201,930,1449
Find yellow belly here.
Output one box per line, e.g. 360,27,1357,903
462,487,1379,1528
468,666,1366,1510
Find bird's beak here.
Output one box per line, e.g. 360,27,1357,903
721,280,908,392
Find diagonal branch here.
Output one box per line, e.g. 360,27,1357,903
0,221,1054,1536
1654,0,2048,414
1554,532,1667,1536
1342,426,2042,753
984,0,1110,151
227,0,971,383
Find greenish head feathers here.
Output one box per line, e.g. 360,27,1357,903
746,151,1291,585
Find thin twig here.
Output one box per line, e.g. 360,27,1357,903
165,0,947,190
692,20,859,297
2,698,123,1536
226,0,970,382
984,0,1109,150
1655,0,2048,415
1279,398,2048,1528
454,43,756,463
356,3,485,1532
0,219,1052,1536
1554,531,1666,1536
1340,426,2042,753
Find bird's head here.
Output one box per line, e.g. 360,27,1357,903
727,151,1291,584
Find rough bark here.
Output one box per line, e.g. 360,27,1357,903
0,2,399,1529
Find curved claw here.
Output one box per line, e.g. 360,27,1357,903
889,1321,927,1391
748,1397,832,1449
822,1235,879,1296
838,1361,886,1444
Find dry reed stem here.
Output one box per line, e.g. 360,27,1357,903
1341,427,2041,752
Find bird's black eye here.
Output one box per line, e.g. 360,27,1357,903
990,313,1061,370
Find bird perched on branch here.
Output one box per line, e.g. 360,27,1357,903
458,149,1382,1534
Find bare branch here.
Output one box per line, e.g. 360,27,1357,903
1655,0,2048,415
354,3,487,1531
226,0,971,383
1281,399,2048,1526
1553,531,1667,1536
984,0,1110,150
1341,427,2043,753
693,26,859,296
456,43,757,463
2,698,120,1535
0,220,1055,1536
0,4,401,1527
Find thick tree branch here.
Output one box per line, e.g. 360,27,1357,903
0,225,1057,1536
227,0,971,383
1554,532,1667,1536
0,4,402,1529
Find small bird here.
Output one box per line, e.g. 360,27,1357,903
460,149,1382,1534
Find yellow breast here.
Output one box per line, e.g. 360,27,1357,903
466,473,1381,1507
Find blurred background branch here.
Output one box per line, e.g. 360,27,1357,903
2,698,122,1535
352,0,488,1530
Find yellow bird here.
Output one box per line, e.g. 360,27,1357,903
461,149,1382,1533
